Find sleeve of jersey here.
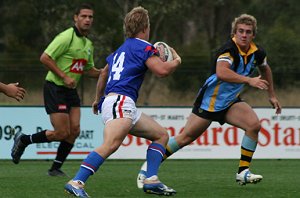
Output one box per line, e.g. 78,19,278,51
216,52,233,65
255,46,267,66
137,44,159,62
44,33,70,60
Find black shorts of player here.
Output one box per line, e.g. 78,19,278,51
192,98,243,125
43,81,80,114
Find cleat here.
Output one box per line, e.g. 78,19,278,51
236,168,263,185
11,130,27,164
137,161,147,189
64,180,89,197
48,169,69,177
143,175,176,196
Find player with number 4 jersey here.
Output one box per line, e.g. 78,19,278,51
65,6,181,197
105,38,157,102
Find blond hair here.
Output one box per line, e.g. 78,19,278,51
231,14,257,36
123,6,149,38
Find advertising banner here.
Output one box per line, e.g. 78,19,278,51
0,106,299,159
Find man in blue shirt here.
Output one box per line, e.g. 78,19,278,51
137,14,281,188
65,6,181,197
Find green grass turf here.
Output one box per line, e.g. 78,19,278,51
0,159,299,198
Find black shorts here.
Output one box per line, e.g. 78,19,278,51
43,81,80,114
192,98,242,125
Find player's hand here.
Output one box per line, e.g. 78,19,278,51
92,100,99,115
63,76,76,89
169,47,182,64
269,96,282,114
248,75,269,90
5,83,26,101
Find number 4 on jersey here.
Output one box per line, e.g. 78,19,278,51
111,52,125,80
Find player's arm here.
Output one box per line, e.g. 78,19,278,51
216,60,269,90
92,64,109,114
258,63,282,114
40,52,75,88
146,48,181,78
0,82,26,101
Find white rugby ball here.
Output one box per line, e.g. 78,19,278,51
153,41,173,62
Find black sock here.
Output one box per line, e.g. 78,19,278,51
50,141,74,170
238,166,249,174
21,130,49,146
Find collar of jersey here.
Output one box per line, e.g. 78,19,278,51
232,37,257,56
133,37,151,45
73,26,84,37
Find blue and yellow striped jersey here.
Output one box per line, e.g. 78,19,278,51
194,38,267,112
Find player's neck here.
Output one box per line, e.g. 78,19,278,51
74,25,89,37
135,32,148,41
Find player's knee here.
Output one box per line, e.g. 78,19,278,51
249,122,261,134
52,131,69,140
71,124,81,138
158,129,169,143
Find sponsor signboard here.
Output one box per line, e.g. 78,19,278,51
1,107,299,159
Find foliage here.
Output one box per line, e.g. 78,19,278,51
0,0,299,99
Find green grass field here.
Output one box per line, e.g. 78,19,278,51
1,159,299,198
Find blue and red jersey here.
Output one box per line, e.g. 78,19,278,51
105,38,158,102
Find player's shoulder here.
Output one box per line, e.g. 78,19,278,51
255,44,266,54
127,38,152,48
57,27,74,37
51,27,73,43
254,44,267,60
123,38,155,55
215,39,238,58
220,39,237,53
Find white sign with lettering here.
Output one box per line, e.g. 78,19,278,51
0,107,299,159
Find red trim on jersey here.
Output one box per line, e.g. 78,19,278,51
144,45,152,52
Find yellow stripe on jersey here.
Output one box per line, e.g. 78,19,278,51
217,52,233,63
208,81,221,112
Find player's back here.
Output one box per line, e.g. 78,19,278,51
105,38,157,102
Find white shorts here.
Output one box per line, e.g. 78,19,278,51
101,94,141,125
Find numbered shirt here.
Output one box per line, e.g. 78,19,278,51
105,38,158,102
44,27,94,87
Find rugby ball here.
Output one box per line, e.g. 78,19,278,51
154,41,173,62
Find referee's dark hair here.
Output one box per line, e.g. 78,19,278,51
75,3,94,15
